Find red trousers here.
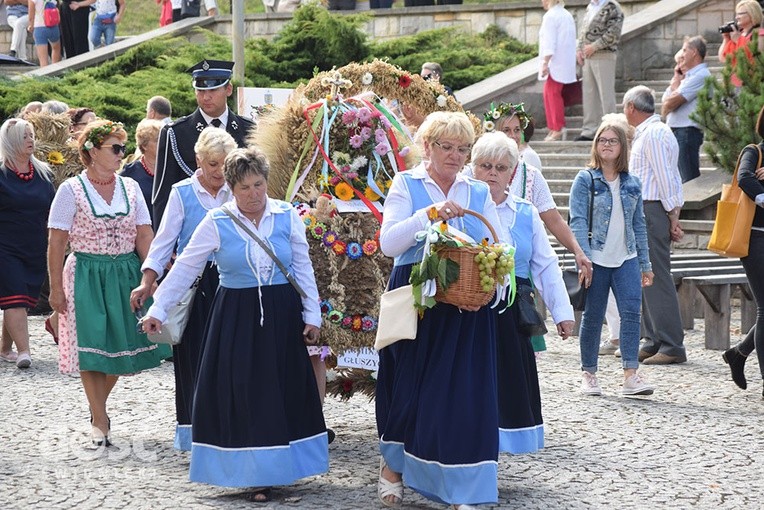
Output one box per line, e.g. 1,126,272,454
543,76,566,131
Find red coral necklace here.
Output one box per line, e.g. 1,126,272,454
140,156,154,177
8,161,34,182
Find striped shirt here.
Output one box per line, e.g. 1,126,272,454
629,114,683,212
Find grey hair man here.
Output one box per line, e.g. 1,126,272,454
623,85,686,365
661,36,711,183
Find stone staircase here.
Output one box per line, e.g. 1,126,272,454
529,55,723,250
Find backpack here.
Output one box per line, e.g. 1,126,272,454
43,1,60,28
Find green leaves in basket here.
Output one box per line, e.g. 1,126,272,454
409,251,460,313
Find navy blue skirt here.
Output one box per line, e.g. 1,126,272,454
376,264,499,505
495,288,544,454
189,284,329,487
172,262,219,451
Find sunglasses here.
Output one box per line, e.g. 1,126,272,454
101,144,127,155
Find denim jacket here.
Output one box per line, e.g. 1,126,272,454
569,168,652,272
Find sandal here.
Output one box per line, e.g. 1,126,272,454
45,316,59,345
378,457,403,508
0,351,18,363
245,487,272,503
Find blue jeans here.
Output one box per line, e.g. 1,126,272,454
90,17,116,48
672,126,703,183
580,257,642,372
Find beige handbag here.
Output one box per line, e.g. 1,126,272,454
374,284,418,351
148,284,196,346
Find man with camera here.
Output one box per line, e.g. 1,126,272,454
661,36,711,183
717,0,763,87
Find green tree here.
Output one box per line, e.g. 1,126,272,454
693,34,764,172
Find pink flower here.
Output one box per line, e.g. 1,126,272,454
329,176,341,185
342,110,356,125
357,107,372,123
375,142,390,156
399,146,410,157
380,117,391,130
360,126,372,140
346,172,358,179
350,134,364,149
375,128,387,143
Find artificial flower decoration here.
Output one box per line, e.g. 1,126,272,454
398,74,412,88
327,310,343,323
334,182,355,201
362,239,378,256
346,242,363,260
362,72,373,85
427,206,439,221
311,222,328,239
83,140,94,150
303,214,317,228
483,102,531,130
484,120,495,132
322,230,338,248
47,151,65,165
436,95,448,108
332,240,348,256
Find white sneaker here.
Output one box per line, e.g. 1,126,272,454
622,373,654,396
16,352,31,369
614,348,621,358
580,372,602,396
598,339,619,356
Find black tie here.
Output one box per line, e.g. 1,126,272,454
211,118,222,128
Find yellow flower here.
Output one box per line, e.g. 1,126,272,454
364,186,381,201
427,207,439,221
47,151,65,165
334,182,355,201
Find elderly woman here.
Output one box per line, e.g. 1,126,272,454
718,0,763,87
569,121,654,396
47,120,165,446
472,132,574,454
121,119,164,221
484,102,591,351
130,127,236,451
539,0,577,141
377,111,506,510
0,119,56,368
141,147,327,500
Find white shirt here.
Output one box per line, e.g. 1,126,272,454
539,4,577,84
496,195,574,324
510,161,556,214
380,162,508,258
629,114,683,212
199,108,229,128
521,146,543,173
590,176,633,267
146,198,321,327
141,170,231,277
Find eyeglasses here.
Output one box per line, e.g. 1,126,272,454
597,137,621,146
433,141,471,156
101,144,127,155
477,162,510,173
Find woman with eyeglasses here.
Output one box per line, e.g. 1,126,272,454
717,0,763,87
569,121,654,397
0,118,56,369
130,127,236,451
472,132,574,456
377,111,506,510
483,102,592,352
47,120,165,447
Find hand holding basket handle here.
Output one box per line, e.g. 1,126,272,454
435,200,465,222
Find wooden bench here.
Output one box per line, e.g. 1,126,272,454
672,265,745,330
681,274,754,350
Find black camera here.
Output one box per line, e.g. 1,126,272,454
719,20,738,34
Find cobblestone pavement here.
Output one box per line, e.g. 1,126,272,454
1,313,762,510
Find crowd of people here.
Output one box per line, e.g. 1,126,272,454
2,1,764,507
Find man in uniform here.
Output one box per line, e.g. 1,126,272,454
152,59,253,228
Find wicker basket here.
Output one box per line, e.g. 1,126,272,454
433,209,500,309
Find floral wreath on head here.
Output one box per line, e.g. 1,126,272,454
83,121,123,151
483,102,531,133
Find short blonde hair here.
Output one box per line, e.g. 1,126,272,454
737,0,763,27
415,111,474,147
194,127,237,162
134,119,163,153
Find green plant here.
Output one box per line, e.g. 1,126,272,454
693,34,764,172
